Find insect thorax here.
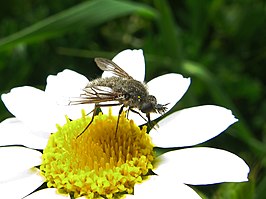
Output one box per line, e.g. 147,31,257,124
90,76,149,108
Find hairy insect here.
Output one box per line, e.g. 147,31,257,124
70,58,168,137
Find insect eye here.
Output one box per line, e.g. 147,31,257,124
140,102,154,113
147,95,157,104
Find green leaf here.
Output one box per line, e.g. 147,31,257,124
153,0,183,64
0,0,157,51
214,181,254,199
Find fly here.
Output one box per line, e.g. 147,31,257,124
70,58,168,138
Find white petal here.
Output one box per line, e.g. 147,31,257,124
102,49,145,81
24,188,70,199
0,118,48,149
45,69,89,98
63,104,95,120
1,86,66,133
127,73,191,125
148,73,190,111
0,146,42,182
150,105,238,148
0,168,44,199
125,175,201,199
45,69,92,120
154,147,250,185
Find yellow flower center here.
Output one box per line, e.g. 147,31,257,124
40,110,154,199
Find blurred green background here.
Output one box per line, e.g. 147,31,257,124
0,0,265,198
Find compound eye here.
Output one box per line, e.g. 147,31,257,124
140,102,154,113
147,95,157,104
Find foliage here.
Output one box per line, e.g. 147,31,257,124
0,0,265,198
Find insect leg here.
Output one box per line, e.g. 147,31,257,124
126,107,130,119
76,104,99,138
115,105,125,134
146,113,152,127
91,103,124,133
129,109,156,131
77,102,123,138
129,108,148,123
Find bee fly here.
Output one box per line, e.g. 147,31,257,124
70,58,168,138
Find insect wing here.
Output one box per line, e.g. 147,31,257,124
95,58,133,79
69,85,124,105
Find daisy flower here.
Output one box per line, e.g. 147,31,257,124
0,49,249,199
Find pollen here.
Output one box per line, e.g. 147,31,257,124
40,109,154,199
